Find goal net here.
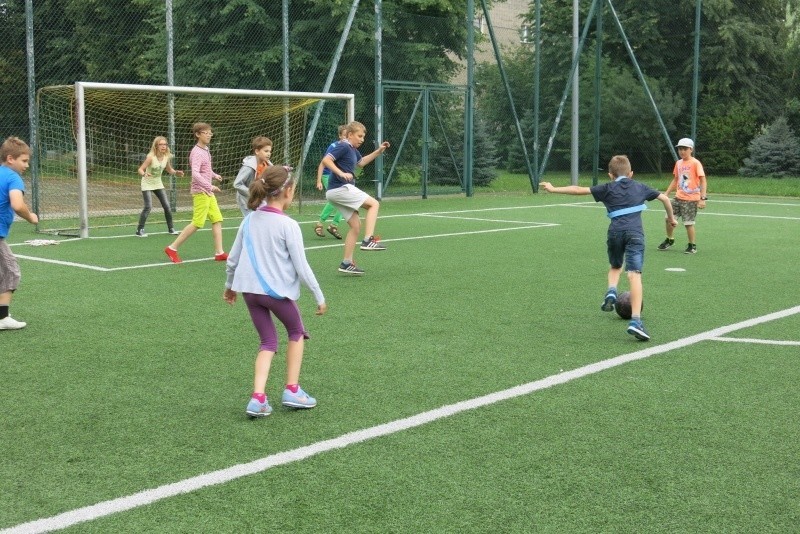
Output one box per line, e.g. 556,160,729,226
35,82,354,236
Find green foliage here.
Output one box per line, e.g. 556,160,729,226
0,0,28,138
697,101,758,174
739,116,800,177
579,57,683,173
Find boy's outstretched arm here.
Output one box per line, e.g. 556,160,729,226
540,182,591,195
358,141,390,168
657,193,678,227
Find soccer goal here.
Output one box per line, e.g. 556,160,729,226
34,82,354,237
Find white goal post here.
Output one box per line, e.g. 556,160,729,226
48,82,354,237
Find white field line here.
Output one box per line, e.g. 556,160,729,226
564,202,800,221
12,255,111,272
14,205,561,271
5,304,800,534
711,336,800,346
12,200,799,271
711,199,800,207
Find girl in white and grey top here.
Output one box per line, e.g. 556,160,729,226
225,204,324,305
223,165,326,418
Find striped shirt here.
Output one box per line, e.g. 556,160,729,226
189,144,215,195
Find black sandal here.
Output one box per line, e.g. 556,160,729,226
314,223,325,237
327,225,343,239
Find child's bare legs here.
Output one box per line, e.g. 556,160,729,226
343,211,362,263
169,224,198,249
602,266,623,311
664,219,675,240
285,338,304,385
627,271,643,317
211,221,224,255
253,340,304,393
361,196,380,238
686,224,696,244
253,349,275,394
607,266,622,290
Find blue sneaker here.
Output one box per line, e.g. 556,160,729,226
626,320,651,341
281,386,317,409
246,398,273,417
601,291,617,312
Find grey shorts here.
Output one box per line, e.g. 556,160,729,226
325,184,369,222
670,198,698,226
0,239,21,293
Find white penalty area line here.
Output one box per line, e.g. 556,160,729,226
712,336,800,346
16,222,557,270
6,304,800,534
562,201,800,221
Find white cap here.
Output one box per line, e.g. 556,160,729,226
676,138,694,149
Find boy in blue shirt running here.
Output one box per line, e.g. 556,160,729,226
541,155,676,341
1,137,39,330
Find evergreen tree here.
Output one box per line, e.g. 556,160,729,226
739,116,800,177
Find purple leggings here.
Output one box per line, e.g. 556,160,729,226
242,293,309,352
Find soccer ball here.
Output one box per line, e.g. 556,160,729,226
614,291,643,320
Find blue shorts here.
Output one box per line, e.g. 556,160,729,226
607,230,644,273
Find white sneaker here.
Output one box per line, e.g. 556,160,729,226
0,316,27,330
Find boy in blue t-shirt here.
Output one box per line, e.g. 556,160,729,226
0,137,39,330
541,155,676,341
321,121,390,275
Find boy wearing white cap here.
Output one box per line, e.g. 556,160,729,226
657,137,707,254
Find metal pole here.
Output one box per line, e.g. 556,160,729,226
374,0,384,199
480,0,535,190
283,0,290,165
691,0,702,145
75,83,90,238
166,0,177,210
464,0,475,197
533,0,541,189
571,0,580,185
299,0,360,177
25,0,39,218
422,88,429,199
605,0,677,161
592,0,603,186
538,0,598,177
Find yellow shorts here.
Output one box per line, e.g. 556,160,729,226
191,193,223,228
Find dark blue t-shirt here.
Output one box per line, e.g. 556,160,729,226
326,141,362,190
1,165,26,238
590,177,660,233
320,141,338,178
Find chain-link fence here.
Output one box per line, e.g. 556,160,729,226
1,0,796,231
